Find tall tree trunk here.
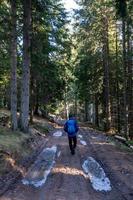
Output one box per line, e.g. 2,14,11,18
116,22,121,133
20,0,31,132
116,80,121,133
102,16,111,131
34,85,39,115
30,73,34,123
127,23,133,139
30,12,34,124
122,18,128,138
95,94,99,127
10,0,18,130
84,100,88,122
64,91,69,119
74,92,78,117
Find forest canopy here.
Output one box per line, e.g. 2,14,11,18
0,0,133,139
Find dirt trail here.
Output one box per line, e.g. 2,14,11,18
1,127,133,200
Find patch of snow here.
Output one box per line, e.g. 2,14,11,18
91,136,97,139
130,145,133,150
22,179,29,185
57,151,61,157
53,131,62,137
80,140,87,146
38,109,42,116
78,134,83,139
90,176,111,192
115,135,126,142
33,161,55,187
22,161,55,187
43,145,57,153
82,157,111,192
22,146,57,188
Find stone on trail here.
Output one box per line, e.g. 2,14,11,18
82,157,111,192
22,146,57,187
53,131,62,137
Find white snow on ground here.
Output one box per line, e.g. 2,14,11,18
82,157,111,192
130,145,133,149
80,140,87,146
43,145,57,153
22,161,55,187
57,151,61,157
78,134,83,139
53,131,62,137
22,146,57,188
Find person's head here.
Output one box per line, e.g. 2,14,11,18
69,113,74,119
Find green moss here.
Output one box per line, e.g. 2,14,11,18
0,126,30,153
127,140,133,145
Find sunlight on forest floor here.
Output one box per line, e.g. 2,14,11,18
52,166,87,178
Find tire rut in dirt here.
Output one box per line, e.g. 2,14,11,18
80,128,133,200
39,137,90,200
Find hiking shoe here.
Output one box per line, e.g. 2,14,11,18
71,149,75,155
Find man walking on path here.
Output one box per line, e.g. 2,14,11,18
64,114,79,155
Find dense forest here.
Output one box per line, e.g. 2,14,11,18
0,0,133,139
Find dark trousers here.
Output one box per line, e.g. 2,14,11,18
68,135,77,152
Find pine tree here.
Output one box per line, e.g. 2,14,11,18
20,0,31,132
10,0,18,130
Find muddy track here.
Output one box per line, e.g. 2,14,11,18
1,127,133,200
81,128,133,200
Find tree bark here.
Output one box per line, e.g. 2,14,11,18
95,94,99,127
122,18,128,138
20,0,31,132
30,72,34,123
115,23,121,133
116,80,121,133
64,92,69,120
102,15,111,131
127,23,133,139
74,93,78,118
34,88,39,115
84,100,88,122
10,0,18,130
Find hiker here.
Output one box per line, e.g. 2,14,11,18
64,114,79,155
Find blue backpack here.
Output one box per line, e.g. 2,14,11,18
65,119,77,135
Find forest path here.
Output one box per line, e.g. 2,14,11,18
1,126,133,200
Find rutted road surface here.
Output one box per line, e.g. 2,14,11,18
1,127,133,200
